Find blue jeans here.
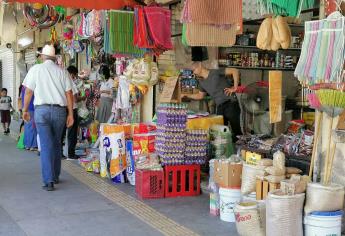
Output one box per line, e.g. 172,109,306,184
35,106,66,185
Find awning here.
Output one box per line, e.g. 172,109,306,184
5,0,137,10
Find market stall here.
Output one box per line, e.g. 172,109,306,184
7,0,345,235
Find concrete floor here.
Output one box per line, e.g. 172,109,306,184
0,126,238,236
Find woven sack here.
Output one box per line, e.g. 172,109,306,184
304,183,344,214
241,163,266,195
234,202,265,236
266,190,305,236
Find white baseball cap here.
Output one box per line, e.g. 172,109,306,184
38,45,56,58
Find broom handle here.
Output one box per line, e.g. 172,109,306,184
309,111,323,179
326,142,337,184
323,115,334,185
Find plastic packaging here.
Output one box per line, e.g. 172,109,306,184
273,150,286,170
266,190,305,236
234,202,265,236
304,183,345,215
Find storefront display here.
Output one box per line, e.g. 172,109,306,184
11,0,345,235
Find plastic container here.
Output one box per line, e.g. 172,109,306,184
219,187,241,222
304,211,343,236
164,164,200,197
135,169,164,199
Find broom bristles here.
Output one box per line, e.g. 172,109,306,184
307,93,321,109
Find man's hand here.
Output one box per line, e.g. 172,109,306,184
22,111,30,122
66,114,74,128
224,87,237,96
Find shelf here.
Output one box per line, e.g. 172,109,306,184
243,18,304,28
220,45,301,51
219,65,296,71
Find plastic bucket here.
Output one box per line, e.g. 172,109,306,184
304,211,343,236
219,187,241,222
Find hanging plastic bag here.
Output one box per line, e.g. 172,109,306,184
149,62,159,86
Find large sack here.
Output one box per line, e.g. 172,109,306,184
257,18,273,50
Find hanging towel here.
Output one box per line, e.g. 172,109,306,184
188,0,242,25
134,7,154,49
186,23,236,47
108,11,145,55
144,6,173,50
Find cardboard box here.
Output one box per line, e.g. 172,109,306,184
214,160,242,188
133,134,156,155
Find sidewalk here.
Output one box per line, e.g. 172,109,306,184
0,134,238,236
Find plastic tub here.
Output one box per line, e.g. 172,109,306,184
219,187,241,222
304,211,343,236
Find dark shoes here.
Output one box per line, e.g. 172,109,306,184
4,129,9,135
42,182,55,191
54,178,60,185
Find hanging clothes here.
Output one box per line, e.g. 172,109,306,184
116,76,131,110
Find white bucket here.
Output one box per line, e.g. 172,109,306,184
304,212,343,236
219,187,241,222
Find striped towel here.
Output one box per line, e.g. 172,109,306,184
186,23,236,47
188,0,242,25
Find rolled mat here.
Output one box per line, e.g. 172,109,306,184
188,0,242,25
186,23,236,47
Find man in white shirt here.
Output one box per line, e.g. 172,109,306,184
22,45,74,191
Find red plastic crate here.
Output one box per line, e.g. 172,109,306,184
164,165,201,198
135,169,164,199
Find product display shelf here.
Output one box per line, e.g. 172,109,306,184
227,45,302,51
219,65,296,71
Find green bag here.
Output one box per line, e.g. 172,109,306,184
182,24,188,46
17,131,25,150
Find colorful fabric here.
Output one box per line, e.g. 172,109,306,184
186,22,236,47
107,11,145,55
257,0,315,17
8,0,137,10
294,15,345,85
188,0,242,25
144,6,173,50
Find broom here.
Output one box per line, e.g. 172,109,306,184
307,92,323,179
316,89,345,185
